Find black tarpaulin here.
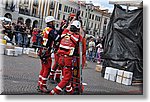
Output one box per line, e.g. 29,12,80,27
102,4,143,82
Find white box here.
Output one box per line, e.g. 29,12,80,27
116,70,124,84
104,67,118,81
27,48,35,54
14,47,23,55
0,43,6,55
5,49,19,56
122,71,133,85
104,67,112,80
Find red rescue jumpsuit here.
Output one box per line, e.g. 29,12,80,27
38,27,59,92
50,29,83,95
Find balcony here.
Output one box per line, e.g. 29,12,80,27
5,2,15,12
19,7,30,15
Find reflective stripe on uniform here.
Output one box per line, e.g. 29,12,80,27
41,76,47,81
66,87,72,92
59,44,73,49
71,35,79,42
56,85,63,91
66,84,71,88
55,35,60,41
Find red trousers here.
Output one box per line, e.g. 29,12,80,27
49,53,61,80
38,57,52,87
50,56,74,95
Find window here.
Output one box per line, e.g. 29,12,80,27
94,24,97,29
68,7,70,13
33,0,38,6
59,3,62,11
89,14,91,19
56,24,59,28
92,14,94,20
63,15,65,20
104,18,107,24
70,7,73,12
24,0,29,4
50,1,54,9
50,11,52,16
91,22,93,28
85,13,87,18
57,13,60,20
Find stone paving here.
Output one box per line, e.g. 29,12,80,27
1,55,143,95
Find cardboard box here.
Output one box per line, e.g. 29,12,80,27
116,70,124,84
116,70,133,85
104,67,118,82
95,65,102,72
28,51,39,58
122,71,133,85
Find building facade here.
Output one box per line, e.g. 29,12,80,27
0,0,110,37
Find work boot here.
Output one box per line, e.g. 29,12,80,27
38,86,50,93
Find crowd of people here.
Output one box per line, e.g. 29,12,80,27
1,19,42,49
86,37,104,64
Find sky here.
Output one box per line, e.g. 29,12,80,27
86,0,143,13
86,0,114,13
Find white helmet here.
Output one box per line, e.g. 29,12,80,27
71,20,81,29
45,16,55,23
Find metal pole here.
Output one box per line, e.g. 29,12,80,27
79,42,82,95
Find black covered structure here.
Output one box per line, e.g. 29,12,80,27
102,4,143,83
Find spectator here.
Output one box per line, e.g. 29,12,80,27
15,22,23,46
26,26,32,47
88,38,95,61
32,28,38,50
96,42,103,64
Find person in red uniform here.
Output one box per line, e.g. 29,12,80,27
49,19,67,84
49,20,85,95
37,16,60,93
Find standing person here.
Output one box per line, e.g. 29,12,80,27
49,19,67,83
96,42,102,64
49,20,85,95
88,38,95,61
26,26,31,47
37,16,60,93
32,28,38,50
17,22,23,47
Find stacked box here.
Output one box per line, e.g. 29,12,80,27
23,48,35,55
116,70,124,84
14,47,23,55
5,49,18,56
0,43,6,55
28,51,38,58
122,71,133,85
104,67,118,81
116,70,133,85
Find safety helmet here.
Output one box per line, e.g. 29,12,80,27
69,13,76,18
71,20,81,29
45,16,55,23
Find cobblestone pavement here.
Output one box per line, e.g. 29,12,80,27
0,55,143,95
